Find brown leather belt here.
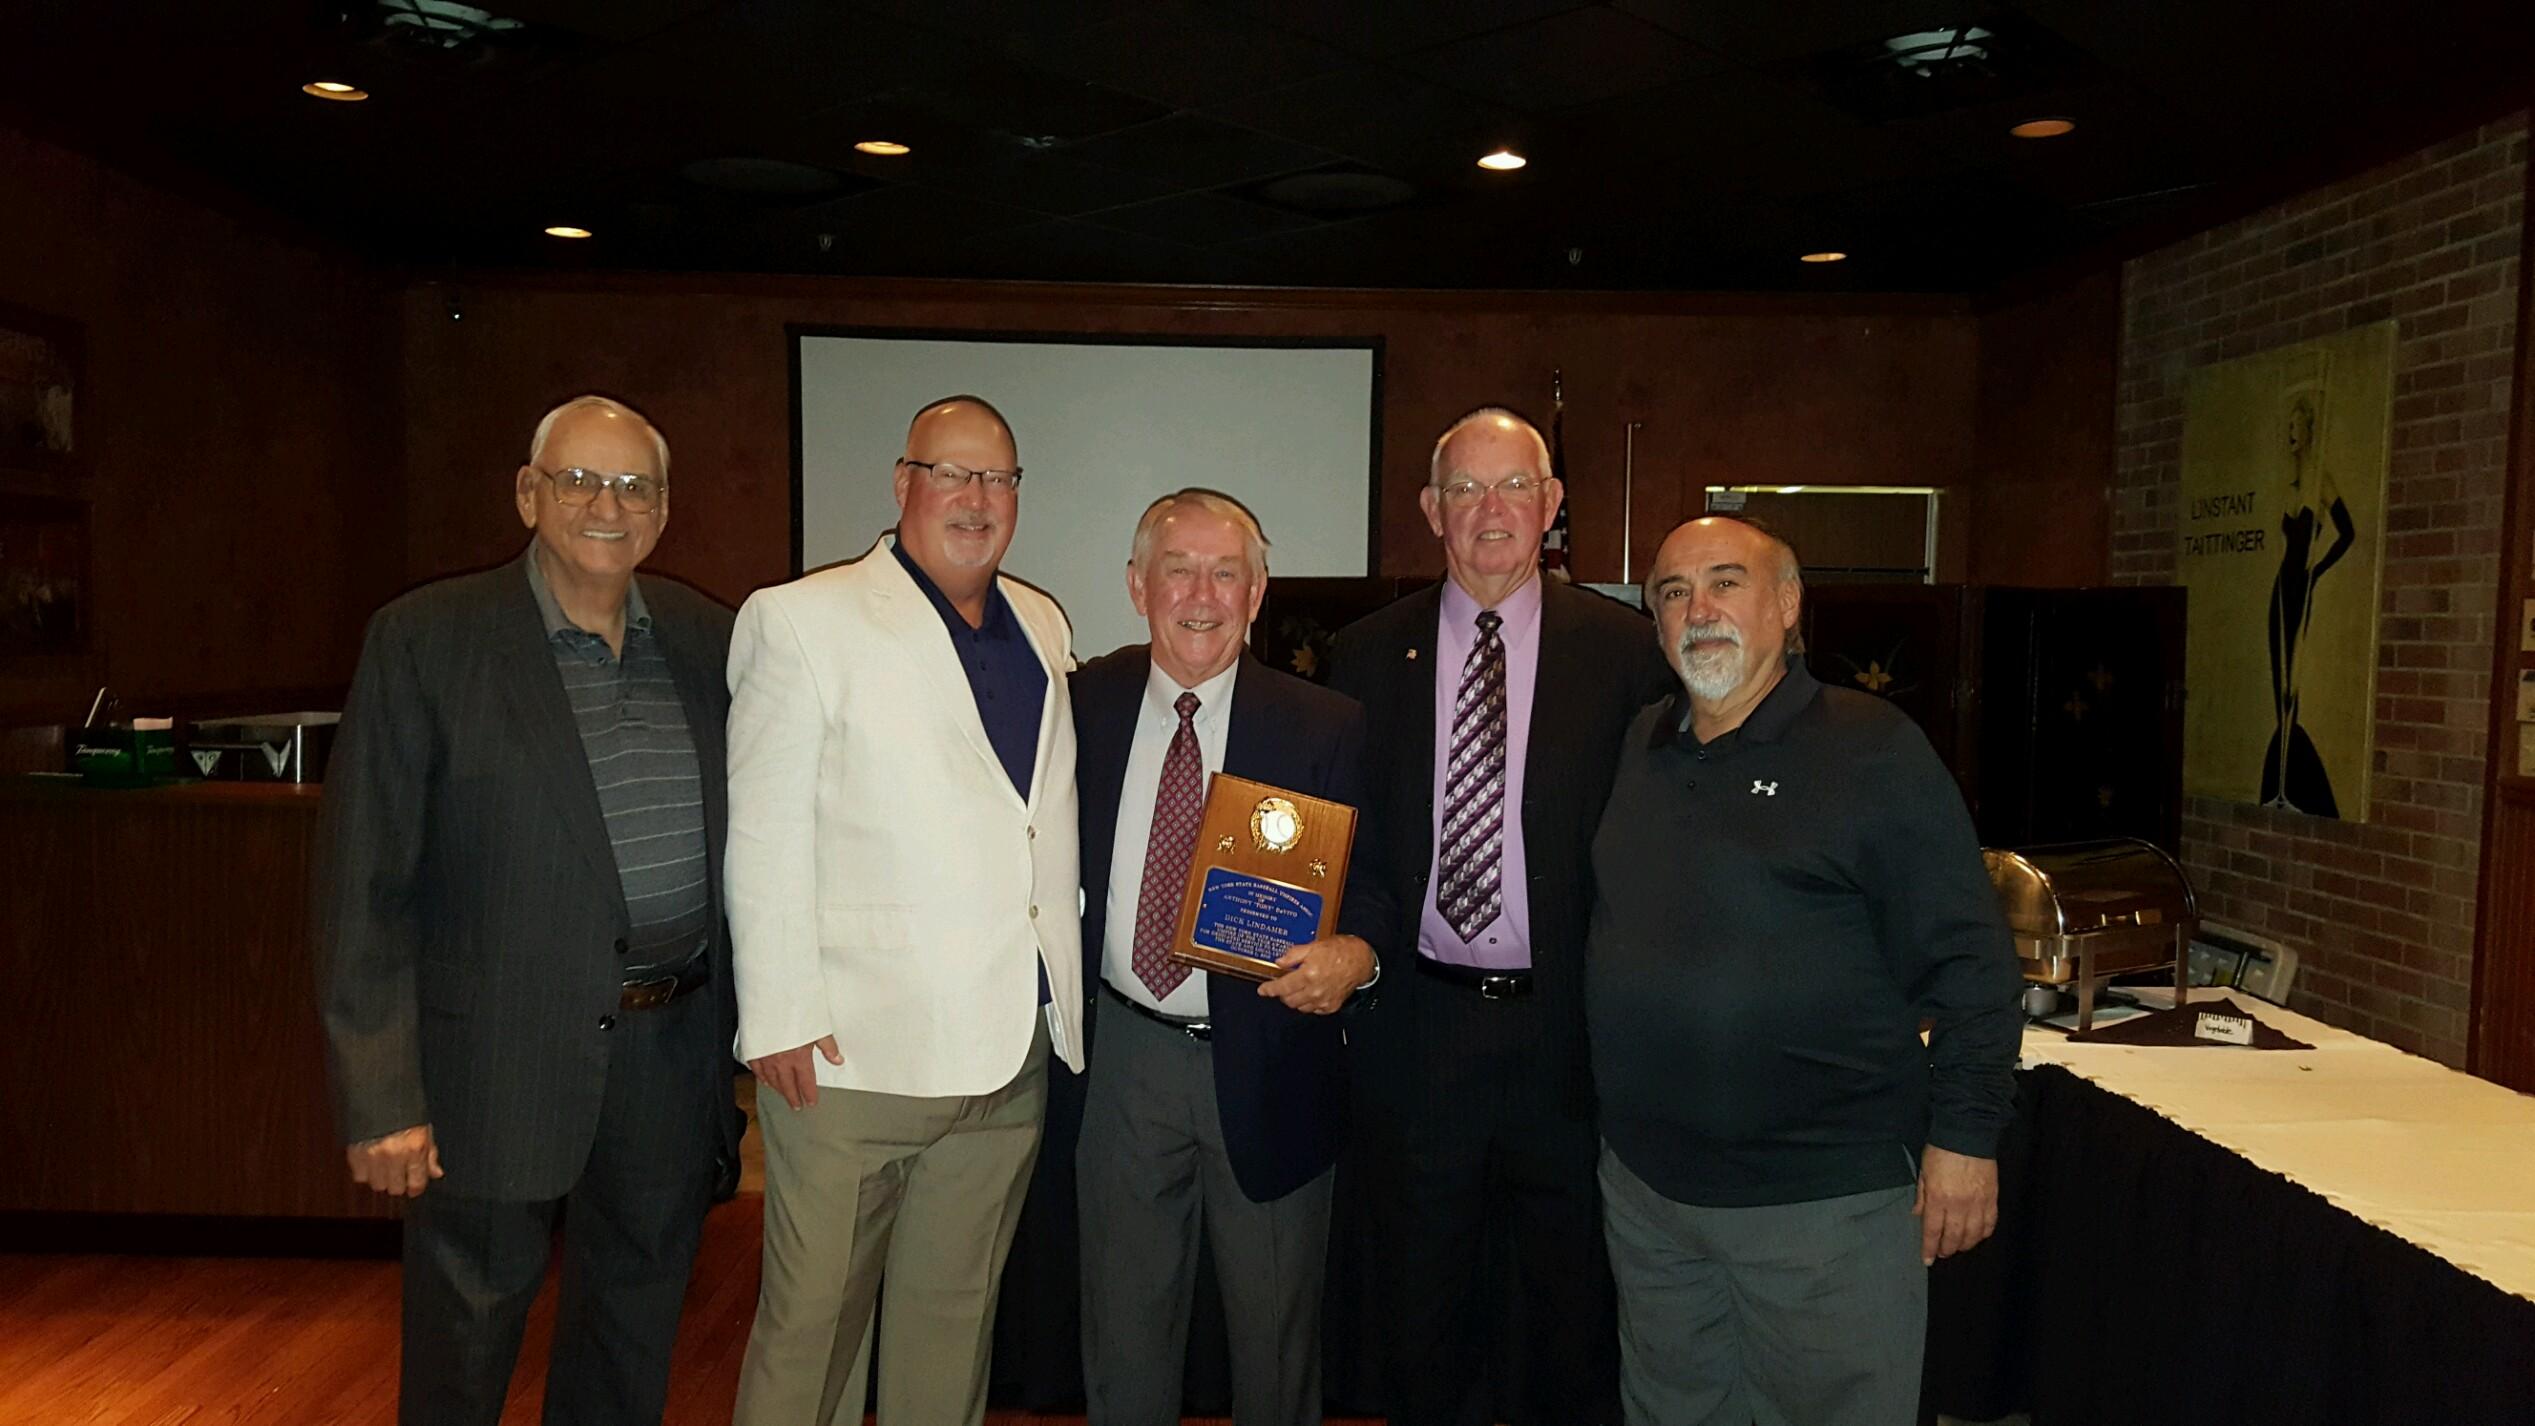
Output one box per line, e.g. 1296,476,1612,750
1413,955,1534,1000
1103,982,1212,1041
620,962,711,1011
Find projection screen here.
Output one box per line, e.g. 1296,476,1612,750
793,328,1381,662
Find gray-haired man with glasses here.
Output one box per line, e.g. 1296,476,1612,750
728,394,1084,1425
1327,406,1671,1426
317,393,741,1425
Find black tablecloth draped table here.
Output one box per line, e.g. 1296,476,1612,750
980,1051,2535,1424
1925,1065,2535,1426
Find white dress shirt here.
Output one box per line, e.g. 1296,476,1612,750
1104,657,1240,1017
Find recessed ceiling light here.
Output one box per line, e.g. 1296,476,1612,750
1800,251,1848,263
1476,149,1527,172
544,226,593,239
302,81,368,101
2011,117,2077,139
854,140,912,156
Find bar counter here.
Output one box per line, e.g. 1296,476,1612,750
0,776,390,1223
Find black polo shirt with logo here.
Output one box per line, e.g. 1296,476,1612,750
1585,656,2023,1208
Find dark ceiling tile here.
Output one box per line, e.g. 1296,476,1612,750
604,2,954,126
1083,190,1323,246
1064,114,1334,189
1202,65,1519,157
1541,74,1945,200
849,0,1169,51
1229,0,1591,60
1614,0,1970,65
1406,7,1728,112
791,180,1042,237
484,0,724,43
917,151,1178,216
1031,1,1352,109
875,59,1173,145
954,216,1241,284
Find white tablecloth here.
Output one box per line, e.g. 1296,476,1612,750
2019,988,2535,1304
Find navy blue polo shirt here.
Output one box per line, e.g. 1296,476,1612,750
891,539,1046,800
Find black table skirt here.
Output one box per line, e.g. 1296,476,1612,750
981,1062,2535,1423
1926,1065,2535,1426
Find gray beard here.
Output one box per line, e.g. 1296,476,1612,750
1674,625,1747,702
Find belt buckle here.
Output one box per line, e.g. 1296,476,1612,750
1181,1021,1213,1042
1478,975,1519,1001
621,975,677,1011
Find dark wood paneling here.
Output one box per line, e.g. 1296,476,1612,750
399,276,1982,602
0,128,399,724
2472,126,2535,1089
0,778,386,1218
1971,270,2119,587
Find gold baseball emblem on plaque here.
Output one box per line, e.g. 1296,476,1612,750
1251,796,1303,852
1173,775,1358,983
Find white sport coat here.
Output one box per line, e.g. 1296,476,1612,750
725,536,1084,1093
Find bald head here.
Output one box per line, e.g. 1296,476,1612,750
907,395,1017,463
1646,516,1804,719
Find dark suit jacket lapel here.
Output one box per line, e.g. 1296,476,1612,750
1078,648,1147,908
492,569,622,906
1400,585,1443,866
1223,651,1279,785
1524,583,1592,836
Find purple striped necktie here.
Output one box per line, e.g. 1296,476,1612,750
1437,610,1505,941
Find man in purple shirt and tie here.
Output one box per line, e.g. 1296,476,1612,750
1329,407,1674,1426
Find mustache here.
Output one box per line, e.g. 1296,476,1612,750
1674,620,1741,658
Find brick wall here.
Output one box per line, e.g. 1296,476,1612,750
2111,115,2526,1066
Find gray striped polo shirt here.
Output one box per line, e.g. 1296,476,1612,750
524,547,711,982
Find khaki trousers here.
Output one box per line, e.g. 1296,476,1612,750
733,1019,1049,1426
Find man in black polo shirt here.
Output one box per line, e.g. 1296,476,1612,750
1586,515,2021,1426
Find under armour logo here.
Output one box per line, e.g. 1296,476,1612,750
1751,780,1778,796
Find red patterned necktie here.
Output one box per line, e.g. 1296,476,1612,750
1129,691,1204,999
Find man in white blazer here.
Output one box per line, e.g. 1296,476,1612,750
726,395,1083,1426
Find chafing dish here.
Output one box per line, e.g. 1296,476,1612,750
1984,838,2197,1031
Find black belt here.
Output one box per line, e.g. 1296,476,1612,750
1103,982,1211,1041
1413,955,1534,1000
620,960,710,1011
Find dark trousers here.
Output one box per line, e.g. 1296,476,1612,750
1358,981,1620,1426
399,992,719,1426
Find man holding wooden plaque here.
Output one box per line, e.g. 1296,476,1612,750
1069,489,1380,1426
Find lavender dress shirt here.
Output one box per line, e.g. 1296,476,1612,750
1419,573,1541,969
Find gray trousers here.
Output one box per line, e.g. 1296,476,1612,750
733,1019,1048,1426
1076,1000,1335,1426
1599,1146,1925,1426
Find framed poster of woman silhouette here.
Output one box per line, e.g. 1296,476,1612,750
2176,322,2394,821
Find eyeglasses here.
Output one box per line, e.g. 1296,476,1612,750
536,466,666,513
1434,473,1549,507
900,458,1023,494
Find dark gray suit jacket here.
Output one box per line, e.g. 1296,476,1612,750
315,553,739,1202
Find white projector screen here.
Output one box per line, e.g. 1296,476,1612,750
794,329,1380,661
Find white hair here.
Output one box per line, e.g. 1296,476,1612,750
528,394,670,476
1130,488,1271,579
1430,406,1553,487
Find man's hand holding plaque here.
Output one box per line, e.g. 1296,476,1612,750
1170,773,1366,1012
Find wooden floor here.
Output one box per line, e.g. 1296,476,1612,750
0,1191,1382,1425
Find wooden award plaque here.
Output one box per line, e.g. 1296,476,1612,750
1168,772,1357,982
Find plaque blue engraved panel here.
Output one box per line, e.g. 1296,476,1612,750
1190,867,1324,967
